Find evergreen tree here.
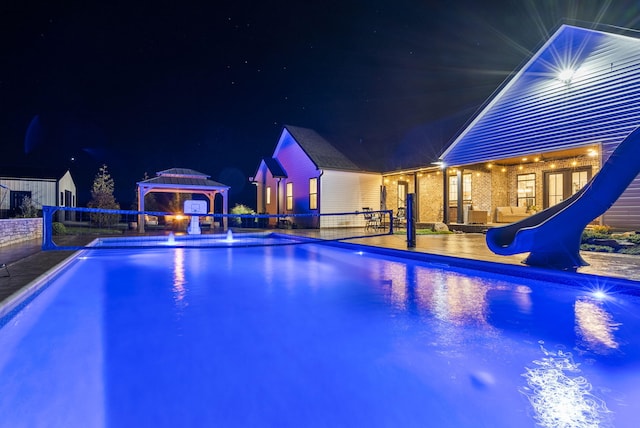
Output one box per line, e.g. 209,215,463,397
88,164,120,227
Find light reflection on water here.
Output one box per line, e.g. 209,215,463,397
575,299,620,353
172,248,187,312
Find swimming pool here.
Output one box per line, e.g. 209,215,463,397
1,240,639,427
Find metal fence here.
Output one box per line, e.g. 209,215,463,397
42,206,394,250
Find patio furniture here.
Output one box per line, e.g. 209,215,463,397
362,207,381,231
495,206,530,223
393,207,406,228
467,209,488,224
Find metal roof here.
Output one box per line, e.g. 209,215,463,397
441,24,640,167
139,168,229,189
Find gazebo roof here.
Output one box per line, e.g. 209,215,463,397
138,168,229,190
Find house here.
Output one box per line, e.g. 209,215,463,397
251,125,381,228
436,24,640,229
0,167,76,218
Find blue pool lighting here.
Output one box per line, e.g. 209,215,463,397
0,239,639,427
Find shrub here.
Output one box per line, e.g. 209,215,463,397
17,196,39,218
581,230,611,243
625,233,640,245
580,244,615,253
230,204,256,226
620,246,640,255
52,222,67,235
590,225,612,235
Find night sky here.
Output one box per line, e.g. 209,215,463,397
3,0,640,208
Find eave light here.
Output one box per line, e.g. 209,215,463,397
558,68,575,84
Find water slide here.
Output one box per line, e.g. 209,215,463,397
486,126,640,269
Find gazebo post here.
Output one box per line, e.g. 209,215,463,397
222,189,229,230
137,184,146,233
206,192,215,229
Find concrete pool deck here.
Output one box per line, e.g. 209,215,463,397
1,232,640,305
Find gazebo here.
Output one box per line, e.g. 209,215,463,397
136,168,230,232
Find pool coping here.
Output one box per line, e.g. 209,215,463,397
322,238,640,294
0,248,88,324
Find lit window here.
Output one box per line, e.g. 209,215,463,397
266,186,271,205
572,171,588,194
517,173,536,208
309,178,318,210
462,173,472,201
286,182,293,211
397,181,408,208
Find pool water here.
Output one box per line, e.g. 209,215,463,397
1,243,639,427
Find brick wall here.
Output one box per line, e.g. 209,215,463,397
0,218,43,247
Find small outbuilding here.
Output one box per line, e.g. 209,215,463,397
0,167,76,218
136,168,229,231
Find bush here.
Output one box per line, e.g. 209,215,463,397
580,244,615,253
590,224,612,235
52,222,67,235
230,204,256,226
581,229,611,243
620,246,640,255
625,233,640,245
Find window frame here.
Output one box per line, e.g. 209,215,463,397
286,182,293,211
516,173,536,208
309,178,318,210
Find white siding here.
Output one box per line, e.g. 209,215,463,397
0,178,56,210
320,170,381,228
58,170,77,207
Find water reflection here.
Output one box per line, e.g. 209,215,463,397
381,263,492,327
173,248,188,311
575,299,619,353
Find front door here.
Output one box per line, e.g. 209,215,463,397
544,168,591,208
546,172,564,207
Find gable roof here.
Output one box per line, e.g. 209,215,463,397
262,158,287,178
283,125,361,171
440,24,640,166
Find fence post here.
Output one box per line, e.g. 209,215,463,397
406,193,416,248
42,205,58,250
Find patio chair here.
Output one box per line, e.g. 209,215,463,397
393,207,406,229
362,207,381,231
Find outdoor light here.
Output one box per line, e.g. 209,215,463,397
587,149,598,157
558,68,575,83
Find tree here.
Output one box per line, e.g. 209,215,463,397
17,196,39,218
87,164,120,227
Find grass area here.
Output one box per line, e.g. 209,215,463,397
62,226,124,235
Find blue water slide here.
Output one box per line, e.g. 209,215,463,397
486,126,640,269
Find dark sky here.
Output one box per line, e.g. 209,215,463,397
2,0,640,208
